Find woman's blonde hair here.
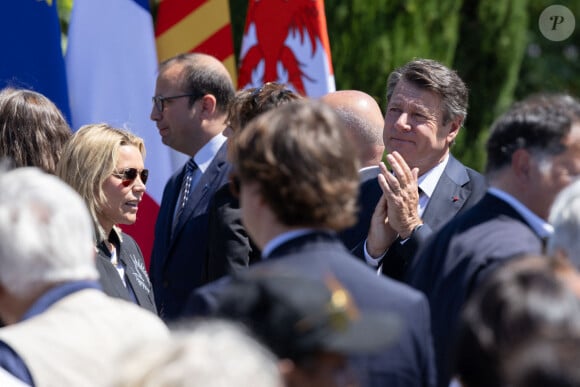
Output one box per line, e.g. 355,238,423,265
56,123,145,242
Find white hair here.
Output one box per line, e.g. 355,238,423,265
113,319,282,387
0,167,98,297
547,178,580,269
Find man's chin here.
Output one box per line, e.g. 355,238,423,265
161,136,171,146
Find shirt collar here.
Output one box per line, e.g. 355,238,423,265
262,229,317,259
418,154,449,198
488,187,554,239
193,133,227,173
359,165,380,182
20,280,102,322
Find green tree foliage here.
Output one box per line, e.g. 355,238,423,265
452,0,529,171
516,0,580,98
64,1,577,172
230,0,530,171
325,0,463,107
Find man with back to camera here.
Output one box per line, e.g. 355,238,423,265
187,100,437,387
0,167,169,386
321,90,387,250
321,89,385,182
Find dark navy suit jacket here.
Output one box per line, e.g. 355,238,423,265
150,143,231,321
343,155,487,281
202,184,262,284
186,231,437,387
407,193,543,387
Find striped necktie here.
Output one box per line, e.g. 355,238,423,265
172,158,197,234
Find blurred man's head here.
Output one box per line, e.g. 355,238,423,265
215,269,398,387
485,93,580,220
321,90,385,169
548,178,580,269
0,167,98,323
113,319,282,387
228,100,359,247
224,82,302,138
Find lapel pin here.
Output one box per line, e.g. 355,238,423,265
452,196,459,202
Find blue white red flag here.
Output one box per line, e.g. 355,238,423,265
0,0,70,122
66,0,177,267
238,0,335,97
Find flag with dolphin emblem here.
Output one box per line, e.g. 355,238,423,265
238,0,335,97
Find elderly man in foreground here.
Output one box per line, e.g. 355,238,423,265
0,167,169,386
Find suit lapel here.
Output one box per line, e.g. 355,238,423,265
158,169,185,244
421,155,472,230
171,143,229,240
118,246,154,306
95,255,132,301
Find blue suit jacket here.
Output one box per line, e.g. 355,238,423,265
344,155,487,281
202,183,262,284
408,193,543,387
150,142,232,321
187,232,437,387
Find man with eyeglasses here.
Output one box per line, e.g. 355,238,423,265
149,52,235,321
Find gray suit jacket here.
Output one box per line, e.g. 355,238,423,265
96,231,156,314
347,155,487,281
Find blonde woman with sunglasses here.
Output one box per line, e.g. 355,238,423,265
56,124,157,313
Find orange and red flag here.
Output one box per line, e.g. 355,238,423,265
238,0,335,97
155,0,237,84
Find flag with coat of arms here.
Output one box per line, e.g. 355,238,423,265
238,0,335,97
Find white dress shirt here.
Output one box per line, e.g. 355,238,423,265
364,154,450,267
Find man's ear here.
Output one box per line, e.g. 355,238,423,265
445,116,462,144
199,94,218,118
511,148,533,182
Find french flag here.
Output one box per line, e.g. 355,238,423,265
66,0,181,268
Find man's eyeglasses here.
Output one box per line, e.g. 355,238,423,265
152,94,200,113
112,168,149,186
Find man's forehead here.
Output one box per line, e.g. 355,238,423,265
388,80,442,110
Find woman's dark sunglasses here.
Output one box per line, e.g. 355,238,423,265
112,168,149,186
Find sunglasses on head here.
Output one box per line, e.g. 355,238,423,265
112,168,149,186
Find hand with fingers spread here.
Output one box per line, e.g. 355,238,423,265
381,151,423,239
366,151,423,258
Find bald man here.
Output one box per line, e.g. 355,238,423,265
321,90,385,182
321,90,388,250
149,53,236,320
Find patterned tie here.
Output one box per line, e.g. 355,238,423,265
172,158,197,234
